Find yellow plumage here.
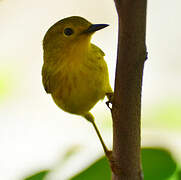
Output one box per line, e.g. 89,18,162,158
42,16,112,121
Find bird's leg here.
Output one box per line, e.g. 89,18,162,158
84,113,112,159
106,92,114,110
91,119,112,158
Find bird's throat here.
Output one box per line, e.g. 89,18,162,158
67,37,91,64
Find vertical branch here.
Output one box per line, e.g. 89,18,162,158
111,0,147,179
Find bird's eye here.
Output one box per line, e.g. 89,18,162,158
64,28,74,36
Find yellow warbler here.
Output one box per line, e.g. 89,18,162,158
42,16,113,155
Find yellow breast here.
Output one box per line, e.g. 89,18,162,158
51,44,111,115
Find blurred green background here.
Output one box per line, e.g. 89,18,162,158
0,0,181,179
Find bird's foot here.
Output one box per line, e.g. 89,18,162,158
106,92,114,110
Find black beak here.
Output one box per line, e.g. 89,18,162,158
85,24,109,33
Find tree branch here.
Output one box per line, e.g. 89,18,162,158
111,0,147,179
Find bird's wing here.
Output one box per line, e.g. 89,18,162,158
42,63,51,93
91,44,105,57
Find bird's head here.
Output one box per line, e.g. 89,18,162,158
43,16,108,57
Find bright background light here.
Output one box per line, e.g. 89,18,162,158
0,0,181,179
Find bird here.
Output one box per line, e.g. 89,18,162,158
42,16,113,156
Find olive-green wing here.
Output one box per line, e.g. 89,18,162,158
91,44,113,94
42,63,51,93
91,44,105,57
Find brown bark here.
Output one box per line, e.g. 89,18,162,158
111,0,147,179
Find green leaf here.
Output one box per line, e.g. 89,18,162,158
23,170,50,180
70,156,111,180
168,168,181,180
177,169,181,180
70,147,177,180
141,147,177,180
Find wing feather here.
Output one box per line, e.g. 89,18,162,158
42,64,51,93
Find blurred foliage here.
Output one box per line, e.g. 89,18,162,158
141,147,177,180
70,147,177,180
23,170,50,180
0,72,11,99
0,65,16,102
168,168,181,180
177,169,181,180
71,156,111,180
23,147,180,180
61,145,82,165
143,101,181,130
